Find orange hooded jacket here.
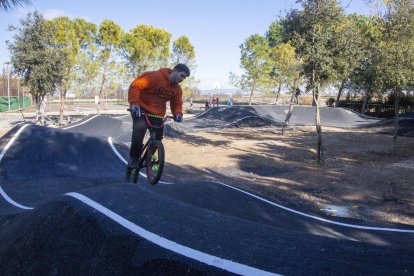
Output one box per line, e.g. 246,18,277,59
128,68,183,117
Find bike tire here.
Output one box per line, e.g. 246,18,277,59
146,141,165,185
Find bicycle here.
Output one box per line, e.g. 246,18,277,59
125,109,174,185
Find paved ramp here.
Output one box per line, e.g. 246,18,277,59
168,105,386,134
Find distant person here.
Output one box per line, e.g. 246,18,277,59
216,97,220,107
227,97,233,107
294,87,301,105
212,96,216,107
127,63,190,168
189,97,193,110
205,98,210,111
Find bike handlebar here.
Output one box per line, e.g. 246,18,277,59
127,108,175,128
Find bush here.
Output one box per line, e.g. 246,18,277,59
326,97,336,107
387,93,414,112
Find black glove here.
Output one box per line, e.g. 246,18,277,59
130,105,141,118
173,114,183,122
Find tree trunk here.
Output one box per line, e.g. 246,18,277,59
336,80,346,104
312,87,318,106
281,87,296,136
361,88,370,115
98,72,108,114
35,94,45,125
248,87,254,105
393,87,400,156
275,81,282,104
59,89,66,126
314,84,324,165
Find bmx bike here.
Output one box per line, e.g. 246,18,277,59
125,109,173,185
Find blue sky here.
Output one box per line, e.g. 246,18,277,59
1,0,368,90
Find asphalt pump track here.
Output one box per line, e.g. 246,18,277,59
0,106,414,275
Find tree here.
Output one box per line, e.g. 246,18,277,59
332,14,366,103
171,36,195,65
96,19,123,114
350,15,383,114
171,36,198,97
270,43,303,135
265,20,288,103
235,34,272,105
378,0,414,154
71,19,99,100
121,24,171,78
0,0,30,12
7,12,67,124
46,17,98,124
286,0,345,165
266,21,286,47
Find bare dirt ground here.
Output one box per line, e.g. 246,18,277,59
163,123,414,227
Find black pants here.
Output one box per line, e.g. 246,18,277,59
130,114,164,159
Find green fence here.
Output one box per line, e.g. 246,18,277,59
0,96,32,112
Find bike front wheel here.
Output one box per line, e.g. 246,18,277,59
146,141,165,185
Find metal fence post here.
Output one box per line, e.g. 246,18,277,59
6,66,11,111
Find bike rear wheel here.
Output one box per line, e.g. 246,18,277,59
146,141,165,185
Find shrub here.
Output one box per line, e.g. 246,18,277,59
326,97,336,107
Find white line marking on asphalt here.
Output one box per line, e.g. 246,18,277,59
66,192,278,276
212,181,414,233
108,137,128,164
184,107,212,120
0,124,34,209
222,115,259,127
0,124,29,162
0,186,33,210
63,115,99,130
107,137,173,185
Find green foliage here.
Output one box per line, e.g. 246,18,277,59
386,92,414,112
332,14,366,83
98,19,123,50
46,16,98,97
270,43,302,84
96,20,124,96
122,24,171,77
289,0,346,90
7,12,67,102
265,21,285,47
171,36,195,65
170,35,197,96
236,34,273,104
72,18,97,48
378,0,414,91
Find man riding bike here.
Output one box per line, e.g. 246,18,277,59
127,63,190,168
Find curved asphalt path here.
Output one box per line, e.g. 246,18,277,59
172,105,385,134
0,108,413,275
